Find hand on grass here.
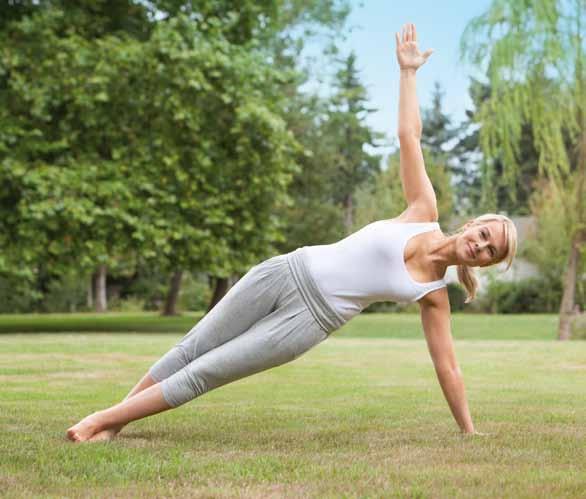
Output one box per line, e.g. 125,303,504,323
462,430,490,437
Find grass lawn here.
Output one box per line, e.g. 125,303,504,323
1,319,585,497
0,312,562,340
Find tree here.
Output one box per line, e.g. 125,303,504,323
0,8,299,315
326,52,382,234
418,82,456,224
351,83,454,231
0,1,355,315
147,0,352,313
352,151,453,231
523,178,586,309
0,9,148,312
0,0,157,312
274,92,347,252
352,154,405,229
421,82,459,153
453,78,540,215
461,0,586,339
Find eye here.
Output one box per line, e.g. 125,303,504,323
482,230,496,257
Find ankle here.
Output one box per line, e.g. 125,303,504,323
92,410,115,433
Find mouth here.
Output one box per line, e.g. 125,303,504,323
467,243,474,259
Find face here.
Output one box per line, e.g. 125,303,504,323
457,220,507,267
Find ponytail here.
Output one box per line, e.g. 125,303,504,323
457,263,479,304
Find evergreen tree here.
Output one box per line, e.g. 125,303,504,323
326,52,382,234
421,82,459,153
352,84,455,230
418,82,456,223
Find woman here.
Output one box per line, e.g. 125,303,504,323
67,23,517,442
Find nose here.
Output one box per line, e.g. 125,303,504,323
474,240,489,254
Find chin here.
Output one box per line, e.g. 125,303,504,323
460,244,472,264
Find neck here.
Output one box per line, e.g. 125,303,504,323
428,232,461,275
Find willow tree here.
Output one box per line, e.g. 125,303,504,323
461,0,586,339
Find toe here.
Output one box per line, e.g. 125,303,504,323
66,427,81,442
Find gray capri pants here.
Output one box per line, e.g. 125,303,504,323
149,248,347,407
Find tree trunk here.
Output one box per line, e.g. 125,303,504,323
94,264,108,313
343,192,353,235
87,275,93,309
557,235,581,340
207,276,230,313
162,270,183,316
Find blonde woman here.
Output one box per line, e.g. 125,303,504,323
67,23,517,442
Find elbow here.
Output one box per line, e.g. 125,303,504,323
398,129,422,142
436,364,461,378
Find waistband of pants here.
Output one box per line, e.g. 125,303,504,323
285,247,346,334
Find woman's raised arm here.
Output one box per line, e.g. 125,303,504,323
395,24,437,220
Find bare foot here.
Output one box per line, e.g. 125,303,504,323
66,412,105,443
88,425,123,442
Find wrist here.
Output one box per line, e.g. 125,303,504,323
400,67,417,75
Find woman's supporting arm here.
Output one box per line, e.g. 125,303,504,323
419,290,475,433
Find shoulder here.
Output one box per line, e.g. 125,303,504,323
395,203,438,223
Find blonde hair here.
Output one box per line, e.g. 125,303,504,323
452,214,518,303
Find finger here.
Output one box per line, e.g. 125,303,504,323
402,24,407,43
412,23,417,42
422,48,434,60
395,32,400,48
406,23,412,42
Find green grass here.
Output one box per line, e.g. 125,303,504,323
1,327,585,498
0,312,204,334
0,312,561,340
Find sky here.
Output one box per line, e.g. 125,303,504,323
315,0,494,154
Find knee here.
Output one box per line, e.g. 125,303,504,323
175,344,191,365
162,368,209,407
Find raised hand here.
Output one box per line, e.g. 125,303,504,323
395,23,433,71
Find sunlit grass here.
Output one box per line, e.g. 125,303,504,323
1,331,585,497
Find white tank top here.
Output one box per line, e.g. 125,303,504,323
302,220,447,320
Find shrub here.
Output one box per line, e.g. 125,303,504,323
109,296,147,312
571,314,586,340
447,283,467,312
178,272,212,312
0,276,39,313
39,271,89,313
477,276,563,314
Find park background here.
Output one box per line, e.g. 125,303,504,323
0,0,584,338
1,1,585,497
